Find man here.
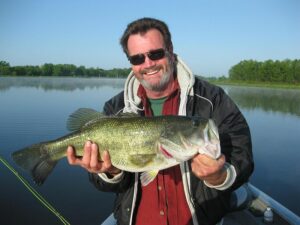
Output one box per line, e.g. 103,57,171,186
67,17,254,225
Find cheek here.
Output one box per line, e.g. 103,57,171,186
162,57,173,71
131,66,141,75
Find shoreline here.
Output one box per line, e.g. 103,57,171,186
1,75,300,89
208,80,300,89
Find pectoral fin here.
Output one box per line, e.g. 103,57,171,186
140,170,159,186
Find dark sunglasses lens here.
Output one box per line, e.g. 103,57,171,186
148,49,165,60
129,54,145,65
129,49,166,65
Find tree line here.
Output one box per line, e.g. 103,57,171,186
229,59,300,83
0,61,131,78
1,59,300,83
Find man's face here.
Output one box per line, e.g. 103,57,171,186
127,29,174,93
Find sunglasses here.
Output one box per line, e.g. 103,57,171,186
128,48,167,65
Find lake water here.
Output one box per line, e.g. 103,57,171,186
0,77,299,224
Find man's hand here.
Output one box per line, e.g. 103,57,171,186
67,141,121,176
191,153,227,186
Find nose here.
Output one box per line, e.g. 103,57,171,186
143,55,156,67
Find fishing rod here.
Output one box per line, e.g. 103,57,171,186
0,155,70,225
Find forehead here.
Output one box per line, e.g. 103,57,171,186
127,29,165,55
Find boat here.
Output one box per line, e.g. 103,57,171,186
223,183,300,225
101,183,300,225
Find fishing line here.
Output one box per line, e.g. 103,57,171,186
0,155,70,225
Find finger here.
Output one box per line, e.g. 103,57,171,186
102,151,121,175
67,146,79,165
191,154,207,171
102,150,112,169
191,154,226,178
81,141,92,167
193,153,221,167
90,143,100,169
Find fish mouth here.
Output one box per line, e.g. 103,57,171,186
159,144,173,159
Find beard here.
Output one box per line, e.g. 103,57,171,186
139,58,174,92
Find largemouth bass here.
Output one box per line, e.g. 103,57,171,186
12,108,221,186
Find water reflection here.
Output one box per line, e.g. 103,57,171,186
0,76,126,92
1,77,299,117
222,86,300,117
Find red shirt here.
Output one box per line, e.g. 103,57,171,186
135,81,193,225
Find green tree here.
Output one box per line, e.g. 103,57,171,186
293,60,300,83
25,66,41,76
75,65,86,76
12,66,27,76
0,61,10,75
42,63,54,76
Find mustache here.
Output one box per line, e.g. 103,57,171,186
140,65,162,74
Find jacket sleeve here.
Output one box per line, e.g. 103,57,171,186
212,86,254,191
89,172,134,193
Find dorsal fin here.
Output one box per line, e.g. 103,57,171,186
66,108,105,132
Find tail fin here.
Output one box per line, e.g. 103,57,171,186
12,143,57,185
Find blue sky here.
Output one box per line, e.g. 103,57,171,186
0,0,299,76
